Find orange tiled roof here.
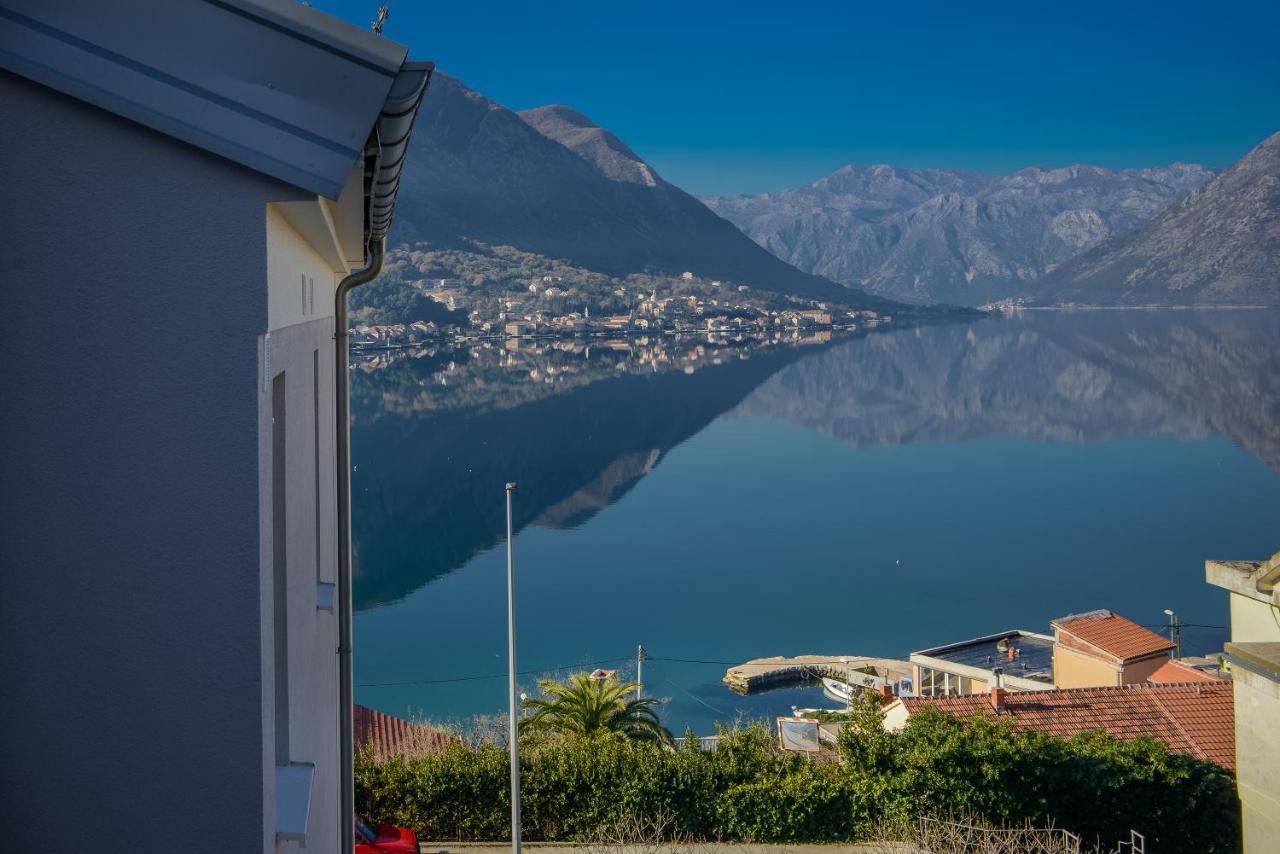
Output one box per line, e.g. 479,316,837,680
354,704,457,762
1052,610,1175,662
901,682,1234,770
1147,659,1221,684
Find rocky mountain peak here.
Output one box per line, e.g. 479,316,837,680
1039,130,1280,305
702,156,1217,305
519,103,659,186
390,72,873,305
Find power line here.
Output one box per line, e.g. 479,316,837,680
357,634,1230,691
358,655,632,688
360,652,917,689
1139,623,1227,630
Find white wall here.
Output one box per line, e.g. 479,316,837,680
1230,595,1280,644
1233,661,1280,853
267,204,340,332
261,211,342,853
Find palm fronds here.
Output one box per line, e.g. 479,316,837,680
520,672,674,745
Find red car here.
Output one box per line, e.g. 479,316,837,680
355,817,418,853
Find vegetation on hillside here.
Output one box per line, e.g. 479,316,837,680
355,682,1239,853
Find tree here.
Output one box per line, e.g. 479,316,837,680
520,673,673,745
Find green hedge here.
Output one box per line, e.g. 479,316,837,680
356,708,1239,853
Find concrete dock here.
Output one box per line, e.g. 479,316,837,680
723,655,912,695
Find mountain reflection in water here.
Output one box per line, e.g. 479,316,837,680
351,310,1280,731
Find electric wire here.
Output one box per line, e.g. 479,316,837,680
357,627,1231,690
358,655,633,688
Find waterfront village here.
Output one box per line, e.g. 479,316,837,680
352,271,889,347
346,242,895,348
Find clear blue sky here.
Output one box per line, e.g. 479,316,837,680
315,0,1280,195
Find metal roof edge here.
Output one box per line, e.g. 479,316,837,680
205,0,407,75
0,48,344,198
0,1,423,201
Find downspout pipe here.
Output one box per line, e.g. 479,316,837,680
336,236,385,854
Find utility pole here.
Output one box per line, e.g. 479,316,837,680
1164,609,1182,659
636,644,645,700
505,483,522,854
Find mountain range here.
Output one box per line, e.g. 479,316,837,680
389,73,881,307
388,72,1276,309
702,163,1216,305
1038,132,1280,305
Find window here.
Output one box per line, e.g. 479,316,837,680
272,371,290,764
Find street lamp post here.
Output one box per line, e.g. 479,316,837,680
505,483,522,854
1163,609,1182,659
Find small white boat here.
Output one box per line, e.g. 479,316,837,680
822,673,912,703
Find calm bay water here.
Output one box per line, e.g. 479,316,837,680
351,310,1280,734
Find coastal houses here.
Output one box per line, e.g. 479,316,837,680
1050,609,1175,688
354,705,458,763
909,609,1178,698
0,3,430,852
882,682,1235,771
911,630,1056,696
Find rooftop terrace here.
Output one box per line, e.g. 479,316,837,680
914,630,1055,685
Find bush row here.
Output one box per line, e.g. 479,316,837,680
356,706,1239,853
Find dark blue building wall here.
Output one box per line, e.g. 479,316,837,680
0,70,304,852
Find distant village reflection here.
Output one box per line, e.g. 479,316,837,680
349,313,898,421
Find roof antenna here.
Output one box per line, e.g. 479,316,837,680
371,2,391,35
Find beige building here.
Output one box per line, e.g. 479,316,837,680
1207,552,1280,854
1050,609,1175,688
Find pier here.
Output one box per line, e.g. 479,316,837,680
723,655,912,695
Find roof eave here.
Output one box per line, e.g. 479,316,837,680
364,60,433,247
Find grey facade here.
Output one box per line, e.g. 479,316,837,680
0,2,429,851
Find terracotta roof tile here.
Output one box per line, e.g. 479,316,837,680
1052,610,1175,662
901,682,1234,770
1147,659,1221,684
354,704,458,762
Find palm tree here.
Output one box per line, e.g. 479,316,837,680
520,672,673,745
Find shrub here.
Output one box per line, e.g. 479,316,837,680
355,711,1240,853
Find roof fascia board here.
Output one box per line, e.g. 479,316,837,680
208,0,405,75
0,6,352,197
0,1,416,200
